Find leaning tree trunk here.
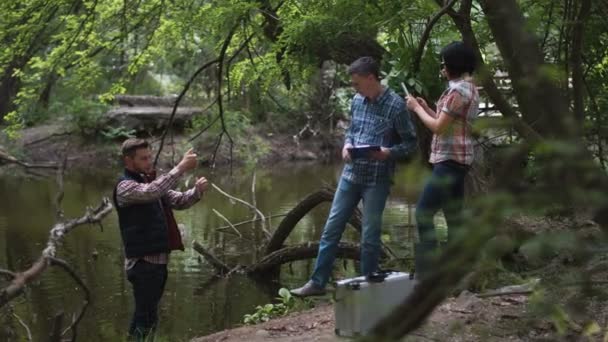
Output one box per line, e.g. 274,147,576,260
479,0,608,216
264,188,362,255
193,187,396,278
247,242,362,274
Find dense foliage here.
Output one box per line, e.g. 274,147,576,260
1,0,607,340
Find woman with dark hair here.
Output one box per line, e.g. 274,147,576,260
405,41,479,279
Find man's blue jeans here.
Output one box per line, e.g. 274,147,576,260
310,177,391,288
416,160,468,245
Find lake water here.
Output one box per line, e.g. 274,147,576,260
0,161,444,341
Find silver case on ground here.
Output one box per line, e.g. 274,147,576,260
333,272,417,337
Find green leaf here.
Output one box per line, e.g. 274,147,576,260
278,288,291,301
583,321,601,337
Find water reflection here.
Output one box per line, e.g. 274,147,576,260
0,161,438,341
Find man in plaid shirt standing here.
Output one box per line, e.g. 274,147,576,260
291,56,417,297
113,138,208,340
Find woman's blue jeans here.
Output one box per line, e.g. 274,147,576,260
415,160,469,245
310,177,390,288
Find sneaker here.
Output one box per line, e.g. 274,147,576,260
290,280,326,297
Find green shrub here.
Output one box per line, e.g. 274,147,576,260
242,288,312,325
54,98,110,136
101,126,137,140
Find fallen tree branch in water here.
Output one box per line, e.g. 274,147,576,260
193,240,376,277
49,257,90,342
264,188,362,255
193,187,394,277
212,183,270,239
12,312,32,342
245,242,365,274
192,241,231,275
212,208,242,238
215,214,287,232
264,187,398,258
250,171,260,243
0,197,113,308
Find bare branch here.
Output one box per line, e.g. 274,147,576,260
0,198,113,308
540,0,557,50
211,183,270,239
54,154,68,221
246,242,365,274
12,313,32,342
209,132,224,168
476,290,533,298
214,21,239,175
211,208,242,238
153,57,220,167
412,0,458,73
570,0,592,124
265,188,363,255
187,101,220,142
0,269,16,280
251,171,260,241
49,257,90,342
49,312,64,342
192,241,231,275
215,214,287,232
154,30,254,167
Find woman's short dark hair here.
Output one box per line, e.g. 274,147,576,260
348,56,380,79
440,41,476,77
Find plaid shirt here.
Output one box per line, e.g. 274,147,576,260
430,79,479,165
343,87,417,185
116,167,202,269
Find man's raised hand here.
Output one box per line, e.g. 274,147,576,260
195,177,209,194
177,148,198,173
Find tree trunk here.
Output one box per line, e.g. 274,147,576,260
264,188,362,255
479,0,577,139
479,0,608,216
0,66,21,121
569,0,592,125
438,0,542,144
247,242,363,274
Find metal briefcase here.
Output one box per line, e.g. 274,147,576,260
333,271,417,337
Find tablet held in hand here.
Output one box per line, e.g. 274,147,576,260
347,145,381,159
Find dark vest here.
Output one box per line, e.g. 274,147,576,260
113,169,169,258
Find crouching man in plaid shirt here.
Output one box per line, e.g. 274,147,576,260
290,56,417,297
113,138,208,340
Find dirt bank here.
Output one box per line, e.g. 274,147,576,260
191,290,552,342
192,216,608,342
